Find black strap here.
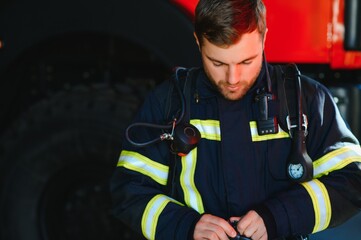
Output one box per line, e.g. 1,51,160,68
275,65,288,132
165,67,198,197
164,68,198,123
182,68,194,124
276,64,307,135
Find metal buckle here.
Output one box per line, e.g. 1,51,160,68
302,114,308,136
286,114,308,137
286,115,297,131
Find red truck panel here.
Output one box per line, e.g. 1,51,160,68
172,0,361,69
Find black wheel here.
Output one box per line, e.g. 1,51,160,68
0,84,146,240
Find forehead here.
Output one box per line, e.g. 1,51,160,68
201,30,263,63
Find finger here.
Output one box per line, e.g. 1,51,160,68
249,229,268,240
259,231,268,240
228,217,242,238
238,211,267,240
246,227,264,240
203,214,237,238
237,216,252,236
205,223,231,240
194,229,220,240
243,224,257,238
194,214,237,240
194,222,222,240
215,219,237,239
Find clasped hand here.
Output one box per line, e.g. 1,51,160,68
193,210,267,240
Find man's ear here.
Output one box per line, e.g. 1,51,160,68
262,28,268,49
193,32,201,51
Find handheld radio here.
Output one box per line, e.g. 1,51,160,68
254,52,278,135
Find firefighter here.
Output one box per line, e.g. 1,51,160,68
110,0,361,239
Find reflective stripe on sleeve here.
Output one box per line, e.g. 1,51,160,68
313,145,361,178
190,119,221,141
141,194,184,240
301,179,331,233
180,148,205,213
249,121,290,142
117,150,169,185
173,119,216,213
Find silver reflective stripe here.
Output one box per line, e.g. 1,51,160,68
141,194,184,239
313,145,361,178
249,121,290,142
117,150,169,185
301,179,331,233
190,119,221,141
180,148,205,213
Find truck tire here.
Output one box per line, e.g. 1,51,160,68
0,84,146,240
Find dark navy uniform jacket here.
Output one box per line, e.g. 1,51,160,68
111,64,361,239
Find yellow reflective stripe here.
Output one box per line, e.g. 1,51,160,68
313,145,361,178
117,150,169,185
141,194,184,239
301,179,331,233
180,148,205,213
190,119,221,141
249,121,290,142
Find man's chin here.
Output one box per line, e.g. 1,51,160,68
222,91,244,101
216,84,248,100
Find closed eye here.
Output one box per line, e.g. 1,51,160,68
213,61,224,67
241,60,252,65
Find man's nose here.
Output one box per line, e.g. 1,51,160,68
226,65,240,84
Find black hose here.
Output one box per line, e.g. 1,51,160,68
125,67,187,147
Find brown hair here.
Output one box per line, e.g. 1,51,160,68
194,0,267,46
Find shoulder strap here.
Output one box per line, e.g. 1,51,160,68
276,64,308,136
275,65,288,132
164,67,198,197
163,68,185,124
182,68,198,124
164,67,198,124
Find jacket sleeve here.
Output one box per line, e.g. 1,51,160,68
256,77,361,239
110,80,201,240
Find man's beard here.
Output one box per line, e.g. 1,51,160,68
205,66,261,101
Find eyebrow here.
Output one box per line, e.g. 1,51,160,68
206,54,258,65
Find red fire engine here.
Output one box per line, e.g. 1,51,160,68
173,0,361,68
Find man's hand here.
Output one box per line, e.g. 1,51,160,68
193,214,237,240
230,210,267,240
